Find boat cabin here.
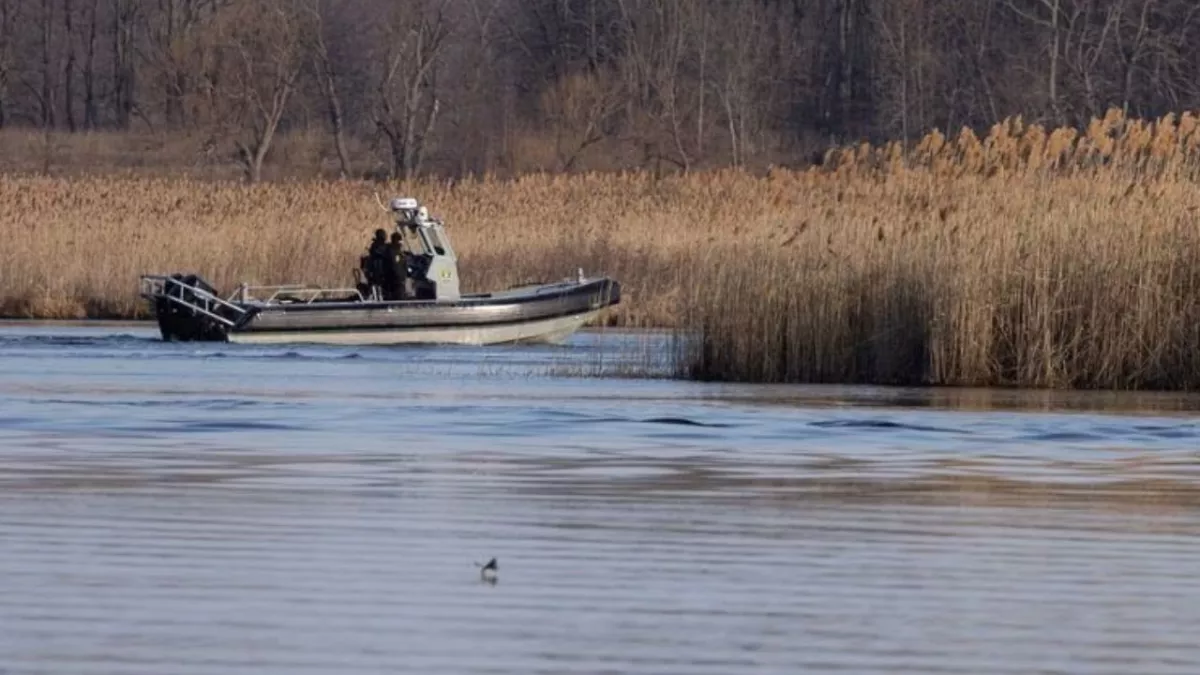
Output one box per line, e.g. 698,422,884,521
379,197,461,302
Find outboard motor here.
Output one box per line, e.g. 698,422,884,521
155,274,229,341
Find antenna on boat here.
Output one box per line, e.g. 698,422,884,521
372,191,390,213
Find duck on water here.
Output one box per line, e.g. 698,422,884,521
138,197,621,346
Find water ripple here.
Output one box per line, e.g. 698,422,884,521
3,323,1200,674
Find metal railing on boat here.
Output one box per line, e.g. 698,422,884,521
138,275,248,328
231,284,366,304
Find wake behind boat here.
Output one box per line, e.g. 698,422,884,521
138,197,620,346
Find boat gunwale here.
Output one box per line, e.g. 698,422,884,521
229,278,620,334
236,277,616,313
232,304,610,335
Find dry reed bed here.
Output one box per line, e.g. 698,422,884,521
3,109,1200,389
826,108,1200,179
685,109,1200,389
0,171,794,325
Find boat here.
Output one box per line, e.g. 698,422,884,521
138,197,620,346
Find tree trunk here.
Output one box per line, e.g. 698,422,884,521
41,0,54,128
318,57,351,178
237,136,268,184
64,0,77,132
83,0,98,128
251,140,267,183
237,113,286,184
112,0,135,129
248,153,262,183
112,0,121,126
0,0,9,129
236,72,295,184
402,90,419,180
390,138,403,180
899,14,908,147
696,6,706,155
412,97,439,178
164,0,180,126
839,0,854,131
166,72,183,127
1048,0,1061,122
724,87,738,166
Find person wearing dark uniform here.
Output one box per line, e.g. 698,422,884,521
386,232,408,300
365,228,389,299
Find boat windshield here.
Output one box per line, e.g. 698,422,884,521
423,225,448,256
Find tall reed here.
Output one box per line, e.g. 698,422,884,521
681,109,1200,389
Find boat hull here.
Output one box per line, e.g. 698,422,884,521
142,275,620,346
227,309,602,346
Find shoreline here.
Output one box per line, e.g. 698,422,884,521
0,317,154,327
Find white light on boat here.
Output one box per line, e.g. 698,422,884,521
389,197,419,212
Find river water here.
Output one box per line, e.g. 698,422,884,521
2,323,1200,674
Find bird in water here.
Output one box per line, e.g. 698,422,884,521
476,557,498,584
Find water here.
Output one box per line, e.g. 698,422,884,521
2,322,1200,674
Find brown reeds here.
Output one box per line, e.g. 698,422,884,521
2,109,1200,389
0,171,748,325
684,109,1200,389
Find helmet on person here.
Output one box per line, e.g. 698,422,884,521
417,206,429,222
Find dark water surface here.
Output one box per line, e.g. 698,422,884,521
3,323,1200,674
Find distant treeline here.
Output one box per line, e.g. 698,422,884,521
1,0,1199,180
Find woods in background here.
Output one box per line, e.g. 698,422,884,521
1,0,1199,180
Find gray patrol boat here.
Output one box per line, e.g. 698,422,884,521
138,197,620,346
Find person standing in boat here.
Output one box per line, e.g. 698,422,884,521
365,228,389,299
385,231,408,300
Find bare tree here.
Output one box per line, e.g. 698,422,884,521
539,68,623,170
111,0,139,129
872,0,921,144
1006,0,1072,122
954,0,1006,127
39,0,55,128
0,0,1198,178
707,1,774,166
0,0,24,127
141,0,230,128
1114,0,1200,116
614,0,703,172
211,0,310,182
305,0,350,177
445,0,504,175
82,0,99,128
799,0,876,140
371,0,451,180
62,0,77,130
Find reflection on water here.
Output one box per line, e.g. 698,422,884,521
2,322,1200,674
